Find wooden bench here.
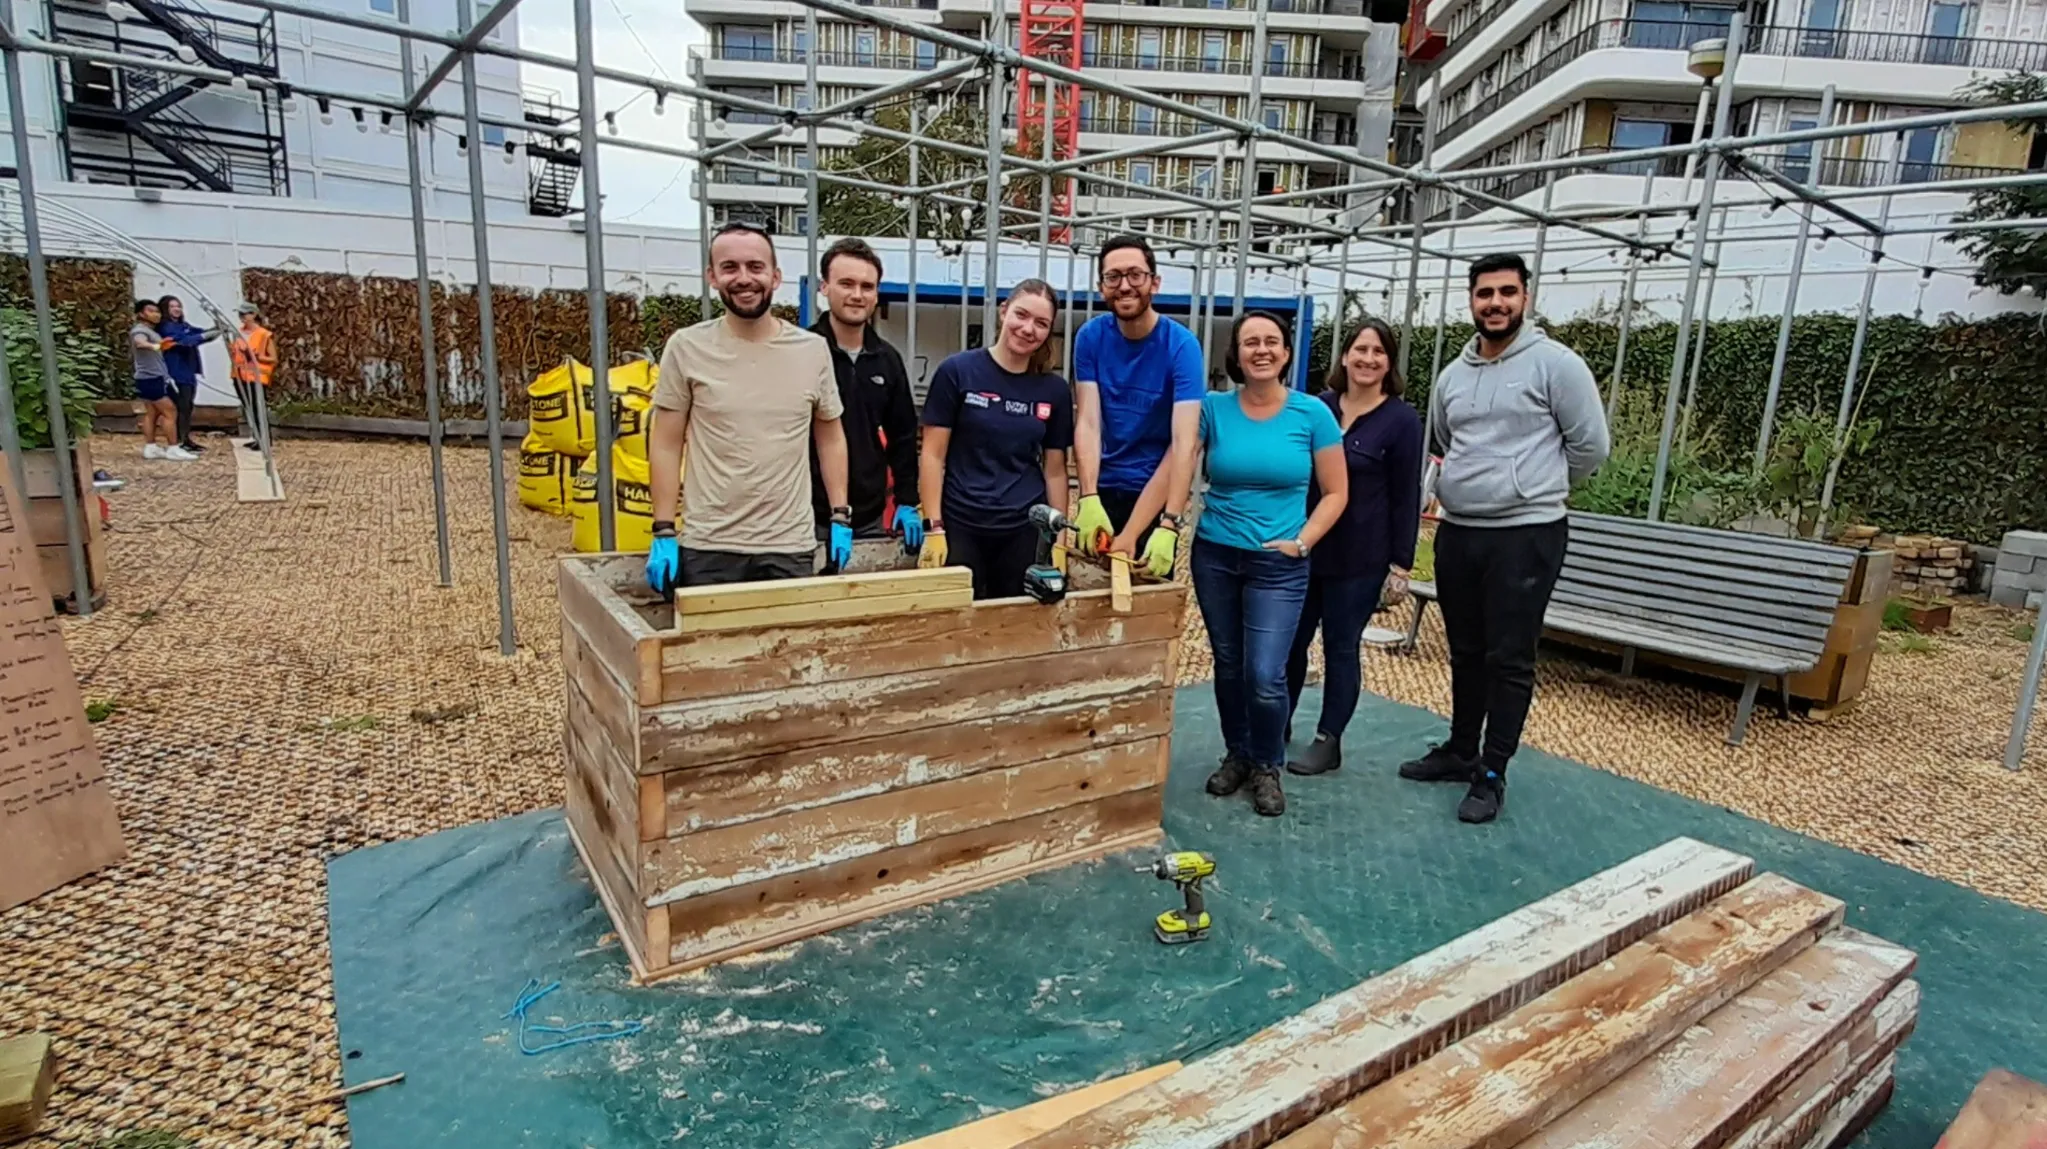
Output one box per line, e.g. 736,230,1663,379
1402,512,1861,745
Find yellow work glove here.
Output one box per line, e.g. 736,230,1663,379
1051,542,1069,575
1141,526,1179,579
917,531,948,569
1072,494,1111,557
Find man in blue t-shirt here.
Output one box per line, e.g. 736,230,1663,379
1071,234,1206,579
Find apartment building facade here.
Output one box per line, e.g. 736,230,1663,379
685,0,1405,244
1407,0,2047,216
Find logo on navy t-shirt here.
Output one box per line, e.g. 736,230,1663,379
1034,403,1052,421
965,391,993,408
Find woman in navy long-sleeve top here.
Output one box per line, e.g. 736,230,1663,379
1283,317,1425,777
157,295,218,454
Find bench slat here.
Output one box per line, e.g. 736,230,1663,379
1571,512,1862,570
1544,607,1807,674
1569,530,1856,583
1559,566,1839,632
1549,587,1828,662
1563,548,1845,609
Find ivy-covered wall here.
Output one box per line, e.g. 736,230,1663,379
0,255,134,387
1310,311,2047,545
240,269,794,420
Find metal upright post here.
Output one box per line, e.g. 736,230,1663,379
1063,241,1079,380
2008,594,2047,771
1332,232,1350,359
0,323,26,507
459,0,517,655
1399,114,1436,381
980,11,1007,334
1677,205,1723,449
1230,0,1272,316
1,26,90,615
907,102,922,388
1294,269,1310,389
575,0,615,550
1529,170,1556,298
1758,85,1836,470
1648,13,1743,523
805,7,821,325
1817,144,1901,523
959,241,972,350
1421,201,1457,451
1607,162,1657,420
1037,72,1054,284
398,0,453,586
697,166,713,317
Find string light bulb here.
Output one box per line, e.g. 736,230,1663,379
380,110,394,134
2021,283,2038,297
229,73,249,91
503,140,517,165
605,112,619,137
280,91,298,115
104,0,136,20
352,106,367,133
653,92,667,117
317,97,333,125
457,133,468,155
1815,227,1834,250
175,43,197,63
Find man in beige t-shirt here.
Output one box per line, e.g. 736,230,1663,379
646,222,852,591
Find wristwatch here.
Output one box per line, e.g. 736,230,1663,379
830,505,853,526
1294,536,1311,555
1160,511,1184,531
651,520,676,538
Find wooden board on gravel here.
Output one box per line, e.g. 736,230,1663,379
1935,1070,2047,1149
1017,838,1757,1149
558,551,1187,982
1269,874,1845,1149
0,1033,55,1143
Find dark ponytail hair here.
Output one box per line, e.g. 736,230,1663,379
1001,278,1061,376
1324,317,1405,398
1224,310,1293,386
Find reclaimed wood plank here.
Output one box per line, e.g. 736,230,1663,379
1270,874,1844,1149
0,1034,54,1144
678,584,975,634
1726,980,1918,1149
565,673,644,847
642,737,1164,906
640,639,1175,774
1806,1067,1895,1149
658,584,1186,703
1937,1070,2047,1149
565,779,650,974
564,711,640,889
658,788,1163,976
1019,838,1757,1149
563,613,639,771
894,1064,1185,1149
1517,927,1916,1149
559,556,661,706
673,567,972,616
658,690,1175,837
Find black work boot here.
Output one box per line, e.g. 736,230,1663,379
1249,770,1287,817
1287,733,1342,776
1399,744,1478,783
1457,768,1505,824
1206,753,1253,797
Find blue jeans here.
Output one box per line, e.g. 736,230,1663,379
1285,571,1387,741
1192,537,1311,773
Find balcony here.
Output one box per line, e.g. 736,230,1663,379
1744,150,2027,189
711,45,952,69
1742,23,2047,72
1076,0,1351,12
1047,113,1358,146
1426,144,1686,218
1078,50,1366,80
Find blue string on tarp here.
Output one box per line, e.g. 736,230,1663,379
503,978,646,1056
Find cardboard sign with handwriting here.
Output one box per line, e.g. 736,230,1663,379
0,455,124,912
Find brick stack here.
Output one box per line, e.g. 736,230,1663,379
1838,526,1973,598
1993,530,2047,611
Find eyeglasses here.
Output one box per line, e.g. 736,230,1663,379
1100,270,1154,287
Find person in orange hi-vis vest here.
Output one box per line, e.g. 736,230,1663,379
229,302,276,451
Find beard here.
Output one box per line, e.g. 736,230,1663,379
719,284,773,320
1478,311,1523,342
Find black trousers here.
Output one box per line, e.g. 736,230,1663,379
948,522,1040,600
235,381,265,438
1433,519,1569,774
171,378,198,446
679,548,813,587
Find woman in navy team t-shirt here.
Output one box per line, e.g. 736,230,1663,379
916,279,1076,599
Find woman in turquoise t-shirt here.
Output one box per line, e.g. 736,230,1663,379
1193,311,1349,818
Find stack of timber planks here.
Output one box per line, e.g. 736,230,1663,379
557,554,1188,983
1017,838,1917,1149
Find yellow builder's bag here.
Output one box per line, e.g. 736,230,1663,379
527,359,592,458
571,447,657,554
516,433,572,515
611,358,656,464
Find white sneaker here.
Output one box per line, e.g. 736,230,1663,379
143,443,165,459
163,445,198,461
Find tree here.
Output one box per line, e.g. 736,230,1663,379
1948,73,2047,296
816,98,1049,242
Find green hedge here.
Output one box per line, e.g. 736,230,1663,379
1310,310,2047,545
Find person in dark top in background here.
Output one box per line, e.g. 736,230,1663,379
809,237,923,553
156,295,218,454
916,279,1073,600
1284,317,1425,777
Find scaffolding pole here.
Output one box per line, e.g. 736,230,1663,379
2009,595,2047,772
1331,232,1350,364
1529,170,1557,297
1038,71,1054,284
1677,204,1723,449
907,100,922,388
576,0,615,550
1648,12,1743,523
805,7,821,326
981,40,1007,335
1606,162,1657,421
0,312,25,509
1399,114,1436,381
1231,0,1270,318
1818,145,1903,526
458,0,516,656
399,0,452,587
2,19,91,615
1757,84,1836,471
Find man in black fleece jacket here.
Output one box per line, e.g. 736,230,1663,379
809,238,923,551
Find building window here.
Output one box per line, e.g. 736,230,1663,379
791,26,809,60
1781,118,1818,181
916,40,936,69
1137,29,1162,68
367,0,395,15
1267,39,1290,75
2029,131,2047,172
1900,127,1941,181
1193,162,1215,192
1202,31,1225,72
1130,159,1154,185
795,213,809,234
1133,103,1157,134
725,26,774,61
1262,104,1283,130
1923,1,1969,63
482,125,507,147
855,28,877,65
1628,1,1735,49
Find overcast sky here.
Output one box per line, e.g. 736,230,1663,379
514,0,707,231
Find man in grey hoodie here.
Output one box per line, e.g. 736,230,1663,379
1399,252,1610,824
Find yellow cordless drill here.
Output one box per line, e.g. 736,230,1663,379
1138,852,1215,945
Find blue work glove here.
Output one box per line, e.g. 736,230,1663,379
829,521,854,571
893,504,925,551
646,533,680,596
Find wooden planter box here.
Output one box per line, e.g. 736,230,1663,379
1901,600,1952,633
558,546,1185,982
19,443,107,613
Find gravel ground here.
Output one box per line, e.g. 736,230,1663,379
1,437,2041,1148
